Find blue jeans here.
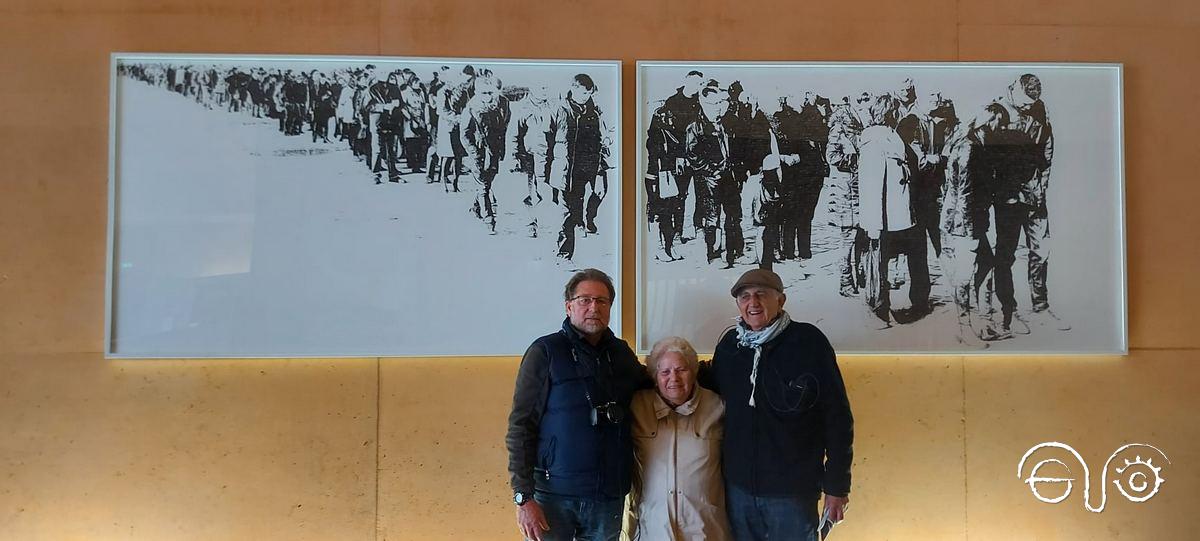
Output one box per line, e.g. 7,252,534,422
533,492,624,541
725,482,818,541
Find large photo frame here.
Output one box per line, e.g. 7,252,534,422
107,54,622,358
636,61,1125,354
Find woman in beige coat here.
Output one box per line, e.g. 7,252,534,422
627,337,732,541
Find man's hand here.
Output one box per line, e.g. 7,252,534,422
517,500,550,541
824,494,849,524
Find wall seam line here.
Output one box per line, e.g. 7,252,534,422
961,357,969,541
375,356,382,541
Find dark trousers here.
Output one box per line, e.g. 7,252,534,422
758,200,784,271
585,174,605,232
402,137,427,171
373,129,399,180
533,492,623,541
782,174,825,260
872,225,931,319
984,202,1030,322
655,195,682,257
717,177,745,264
284,103,304,135
726,482,818,541
312,111,332,142
558,178,588,258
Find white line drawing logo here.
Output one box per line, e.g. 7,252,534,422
1017,442,1170,513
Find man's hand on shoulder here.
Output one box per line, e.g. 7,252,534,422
517,500,549,541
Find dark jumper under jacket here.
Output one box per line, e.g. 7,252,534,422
703,321,854,499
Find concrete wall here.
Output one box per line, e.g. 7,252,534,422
2,1,1198,539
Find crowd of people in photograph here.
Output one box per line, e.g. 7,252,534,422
645,71,1068,343
118,62,614,261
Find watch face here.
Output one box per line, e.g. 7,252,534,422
514,492,527,505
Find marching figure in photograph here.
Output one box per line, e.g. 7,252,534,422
826,93,869,297
506,269,648,541
772,92,831,266
282,70,310,137
512,84,556,238
436,66,475,193
423,65,450,183
940,103,1004,344
858,92,932,325
685,82,739,266
309,70,337,144
724,82,773,268
703,269,853,541
898,92,957,260
645,70,705,260
368,70,404,184
398,68,429,174
462,73,511,234
551,74,608,261
626,336,732,541
995,74,1070,332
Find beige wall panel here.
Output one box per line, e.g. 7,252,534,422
827,355,967,540
958,0,1200,28
0,353,378,540
377,0,959,61
377,357,519,541
960,23,1200,349
963,350,1200,540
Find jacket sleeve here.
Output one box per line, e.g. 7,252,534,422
546,106,571,191
813,325,854,497
506,341,551,495
461,102,484,170
645,109,668,181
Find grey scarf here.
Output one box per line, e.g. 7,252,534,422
735,310,792,407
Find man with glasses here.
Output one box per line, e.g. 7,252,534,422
506,269,647,541
703,268,854,541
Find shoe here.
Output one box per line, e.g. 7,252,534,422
1008,313,1032,335
586,222,598,234
1030,308,1072,331
977,323,1012,341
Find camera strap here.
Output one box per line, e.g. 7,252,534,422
568,342,615,409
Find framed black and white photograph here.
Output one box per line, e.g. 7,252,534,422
106,53,622,357
636,61,1125,354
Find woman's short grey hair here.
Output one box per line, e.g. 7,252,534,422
645,336,699,376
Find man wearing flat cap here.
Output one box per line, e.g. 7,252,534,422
702,268,854,541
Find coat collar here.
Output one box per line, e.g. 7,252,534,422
652,388,700,420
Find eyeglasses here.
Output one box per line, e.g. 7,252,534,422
570,295,613,308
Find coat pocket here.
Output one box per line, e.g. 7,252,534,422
764,371,820,415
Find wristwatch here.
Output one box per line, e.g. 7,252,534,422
513,491,532,506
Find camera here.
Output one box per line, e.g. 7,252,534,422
589,402,624,426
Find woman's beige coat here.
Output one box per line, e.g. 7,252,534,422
626,387,732,541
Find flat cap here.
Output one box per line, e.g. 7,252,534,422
730,268,784,297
